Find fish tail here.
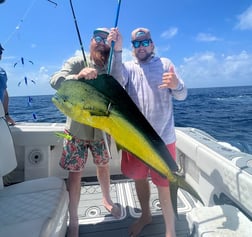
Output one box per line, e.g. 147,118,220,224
170,173,204,218
169,181,179,218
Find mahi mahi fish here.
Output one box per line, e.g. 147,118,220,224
52,74,203,215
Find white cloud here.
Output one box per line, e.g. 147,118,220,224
74,50,84,57
39,66,48,74
184,52,216,63
6,48,252,96
178,51,252,88
31,43,37,49
235,5,252,30
161,27,178,39
196,33,221,42
122,47,134,62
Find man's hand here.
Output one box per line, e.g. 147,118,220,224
159,66,179,89
107,28,122,52
76,67,98,80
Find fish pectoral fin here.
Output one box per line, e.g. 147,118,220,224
89,101,112,117
89,110,109,116
115,142,122,152
115,143,131,154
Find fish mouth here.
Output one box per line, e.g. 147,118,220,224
52,93,59,102
52,94,60,105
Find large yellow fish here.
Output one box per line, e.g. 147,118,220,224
52,74,203,214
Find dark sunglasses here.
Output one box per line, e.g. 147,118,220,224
93,35,108,44
132,39,152,48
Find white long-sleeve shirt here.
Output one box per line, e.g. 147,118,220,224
122,56,187,144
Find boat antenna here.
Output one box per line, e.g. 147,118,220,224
69,0,88,67
107,0,122,74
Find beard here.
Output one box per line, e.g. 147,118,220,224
90,43,110,67
135,51,153,62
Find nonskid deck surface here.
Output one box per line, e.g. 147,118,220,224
73,177,199,237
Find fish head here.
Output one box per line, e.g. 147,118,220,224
52,78,111,124
52,90,76,117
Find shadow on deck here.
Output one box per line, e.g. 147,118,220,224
69,176,198,237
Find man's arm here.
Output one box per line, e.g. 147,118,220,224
3,90,15,125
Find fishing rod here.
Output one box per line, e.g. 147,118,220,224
68,0,122,158
69,0,88,67
107,0,122,74
104,0,122,157
104,0,122,158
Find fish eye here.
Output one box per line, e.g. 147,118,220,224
62,95,68,103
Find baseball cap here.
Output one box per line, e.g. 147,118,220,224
131,28,152,41
93,27,110,36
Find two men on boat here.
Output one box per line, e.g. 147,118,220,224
51,26,187,237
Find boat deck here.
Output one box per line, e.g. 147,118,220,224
73,176,200,237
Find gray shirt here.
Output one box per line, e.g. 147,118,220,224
50,52,122,140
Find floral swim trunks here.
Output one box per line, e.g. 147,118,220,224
59,130,111,171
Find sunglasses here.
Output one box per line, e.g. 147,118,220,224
132,39,152,48
93,35,108,44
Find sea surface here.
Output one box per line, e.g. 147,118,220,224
9,85,252,155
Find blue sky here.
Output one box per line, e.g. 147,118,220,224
1,0,252,96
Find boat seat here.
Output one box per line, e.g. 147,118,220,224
186,205,252,237
0,102,69,237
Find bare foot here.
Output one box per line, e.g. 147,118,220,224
67,224,79,237
67,216,79,237
129,215,152,237
103,199,121,219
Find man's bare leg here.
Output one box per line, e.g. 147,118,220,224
158,186,176,237
129,179,152,237
97,164,121,218
67,171,82,237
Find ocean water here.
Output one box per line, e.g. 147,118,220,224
9,85,252,154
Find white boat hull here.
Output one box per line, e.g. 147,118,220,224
5,123,252,236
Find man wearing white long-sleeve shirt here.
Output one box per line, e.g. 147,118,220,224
121,28,187,237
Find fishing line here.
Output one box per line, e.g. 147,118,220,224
2,0,56,121
69,0,88,67
4,0,57,45
4,0,38,45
